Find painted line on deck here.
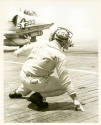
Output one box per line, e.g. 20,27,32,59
4,61,24,65
68,68,97,75
4,60,98,75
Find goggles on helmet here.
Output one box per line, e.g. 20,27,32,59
55,27,73,40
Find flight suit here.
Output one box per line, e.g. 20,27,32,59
16,40,76,97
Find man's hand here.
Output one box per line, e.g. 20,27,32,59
70,93,85,112
73,100,85,112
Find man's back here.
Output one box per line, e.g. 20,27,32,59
22,40,65,77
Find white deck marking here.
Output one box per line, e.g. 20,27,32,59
4,60,98,75
4,61,24,65
68,68,97,74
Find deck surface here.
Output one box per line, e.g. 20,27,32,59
4,51,98,123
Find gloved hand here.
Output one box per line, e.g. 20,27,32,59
73,100,85,112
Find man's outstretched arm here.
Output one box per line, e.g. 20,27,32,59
56,59,85,111
14,43,35,56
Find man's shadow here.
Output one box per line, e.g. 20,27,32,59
27,101,74,111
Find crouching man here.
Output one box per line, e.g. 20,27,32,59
9,27,84,111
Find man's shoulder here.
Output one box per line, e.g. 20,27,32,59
46,42,65,59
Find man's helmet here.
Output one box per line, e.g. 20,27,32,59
55,27,72,39
49,27,73,49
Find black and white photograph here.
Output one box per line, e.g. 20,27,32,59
0,0,100,123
